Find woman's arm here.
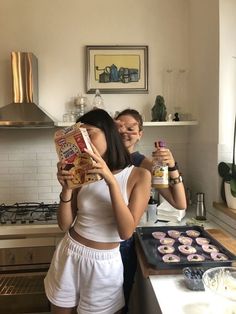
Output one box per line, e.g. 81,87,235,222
56,162,78,231
139,148,187,209
108,168,151,239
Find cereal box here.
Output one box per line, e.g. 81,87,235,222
54,123,101,188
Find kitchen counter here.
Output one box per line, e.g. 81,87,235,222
0,223,62,237
0,224,63,248
133,209,236,314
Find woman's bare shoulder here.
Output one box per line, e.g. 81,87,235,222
139,156,153,172
132,165,151,179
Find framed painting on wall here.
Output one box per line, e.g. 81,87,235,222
86,45,148,94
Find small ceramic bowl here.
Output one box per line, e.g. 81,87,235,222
183,267,206,291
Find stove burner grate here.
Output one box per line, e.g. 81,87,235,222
0,202,59,225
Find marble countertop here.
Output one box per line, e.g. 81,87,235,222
149,274,227,314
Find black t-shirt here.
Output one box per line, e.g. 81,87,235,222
130,151,145,167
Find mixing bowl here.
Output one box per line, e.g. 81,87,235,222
202,266,236,314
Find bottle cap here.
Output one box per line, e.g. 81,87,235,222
149,196,157,204
158,140,166,147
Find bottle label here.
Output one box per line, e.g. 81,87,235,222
152,164,169,188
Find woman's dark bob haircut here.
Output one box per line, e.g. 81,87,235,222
77,109,131,171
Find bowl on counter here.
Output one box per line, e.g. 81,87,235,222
202,266,236,314
183,267,206,291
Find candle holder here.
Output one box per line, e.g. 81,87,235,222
74,95,88,118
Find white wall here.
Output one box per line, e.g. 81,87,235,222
188,0,219,211
187,0,236,236
219,0,236,152
0,0,190,121
0,0,191,204
214,0,236,234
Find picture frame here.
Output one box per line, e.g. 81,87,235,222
86,45,148,94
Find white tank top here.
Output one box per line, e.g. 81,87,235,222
73,165,134,242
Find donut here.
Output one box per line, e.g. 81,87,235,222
162,254,180,263
195,237,210,246
178,245,197,255
152,231,166,240
187,254,205,262
210,252,228,261
158,245,175,254
186,230,200,237
167,230,181,239
178,236,193,245
202,244,219,253
160,237,175,246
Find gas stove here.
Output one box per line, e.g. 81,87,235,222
0,202,59,225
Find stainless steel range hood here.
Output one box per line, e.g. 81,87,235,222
0,52,55,128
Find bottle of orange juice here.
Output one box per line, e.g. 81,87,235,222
151,140,169,188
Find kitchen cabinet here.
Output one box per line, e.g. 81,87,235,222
55,121,198,127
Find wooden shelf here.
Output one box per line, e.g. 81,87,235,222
213,201,236,220
55,120,199,127
143,121,198,126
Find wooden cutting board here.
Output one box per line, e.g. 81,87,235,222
135,228,236,278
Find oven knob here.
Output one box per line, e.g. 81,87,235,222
26,251,33,263
7,252,16,264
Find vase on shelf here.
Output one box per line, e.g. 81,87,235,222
224,181,236,209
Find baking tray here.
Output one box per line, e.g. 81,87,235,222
136,225,236,270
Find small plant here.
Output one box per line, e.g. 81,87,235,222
228,115,236,197
218,115,236,197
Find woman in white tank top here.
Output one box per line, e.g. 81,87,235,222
44,109,151,314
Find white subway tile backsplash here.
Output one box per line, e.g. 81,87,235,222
38,192,59,201
13,180,38,188
23,174,37,181
0,129,59,203
0,153,8,160
0,168,9,174
36,173,53,180
23,160,39,167
9,153,37,161
37,186,52,193
52,185,62,193
37,180,57,187
36,167,56,175
9,167,37,174
0,160,23,168
37,160,53,167
0,192,10,199
0,127,189,203
37,152,58,160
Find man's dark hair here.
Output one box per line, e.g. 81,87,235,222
77,109,131,171
115,109,143,131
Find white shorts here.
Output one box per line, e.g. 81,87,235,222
44,232,125,314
